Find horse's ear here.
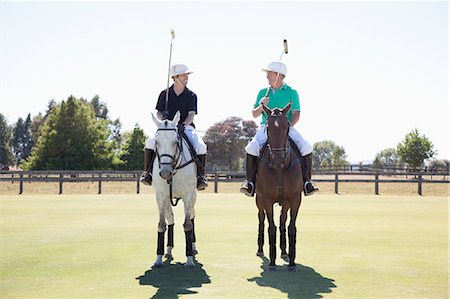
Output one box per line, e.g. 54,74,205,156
151,113,160,126
173,111,181,125
262,104,272,116
281,102,292,116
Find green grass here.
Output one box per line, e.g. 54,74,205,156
1,194,448,298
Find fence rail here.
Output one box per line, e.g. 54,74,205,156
1,170,449,195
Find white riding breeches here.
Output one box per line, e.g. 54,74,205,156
145,125,207,155
245,125,313,157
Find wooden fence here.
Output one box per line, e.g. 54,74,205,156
1,170,448,195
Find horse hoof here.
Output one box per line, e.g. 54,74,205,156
152,263,163,269
193,249,198,256
164,254,173,260
287,265,297,272
256,251,264,257
268,265,277,271
281,254,289,262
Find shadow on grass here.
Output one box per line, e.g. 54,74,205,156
248,256,336,299
136,259,211,299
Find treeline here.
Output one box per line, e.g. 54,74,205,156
1,95,448,173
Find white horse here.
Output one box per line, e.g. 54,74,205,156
151,111,198,268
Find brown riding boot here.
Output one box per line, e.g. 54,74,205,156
139,149,155,186
303,153,319,196
197,154,208,191
240,154,258,197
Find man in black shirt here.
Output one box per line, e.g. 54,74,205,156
140,64,208,190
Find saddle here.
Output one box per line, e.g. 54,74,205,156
256,138,306,177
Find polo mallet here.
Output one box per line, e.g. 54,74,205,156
264,39,289,98
163,29,175,116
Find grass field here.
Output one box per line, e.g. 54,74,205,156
1,193,448,298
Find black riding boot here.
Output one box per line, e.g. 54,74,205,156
139,149,155,186
197,154,208,191
303,153,319,196
240,154,258,197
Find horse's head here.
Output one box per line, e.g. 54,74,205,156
262,102,291,169
152,111,181,180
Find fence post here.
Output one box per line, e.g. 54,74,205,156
59,174,63,194
19,174,23,194
418,174,422,196
214,171,218,193
375,174,379,195
334,174,339,194
136,175,140,194
98,174,102,194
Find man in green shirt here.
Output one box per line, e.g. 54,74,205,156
240,61,318,197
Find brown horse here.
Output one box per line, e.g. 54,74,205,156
255,102,303,271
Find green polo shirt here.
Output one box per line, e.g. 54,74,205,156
254,83,300,125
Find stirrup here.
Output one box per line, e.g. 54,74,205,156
139,172,152,186
197,177,208,191
304,181,318,196
240,181,255,197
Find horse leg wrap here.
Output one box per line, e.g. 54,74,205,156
257,222,264,253
185,230,194,257
157,231,165,256
279,225,287,254
167,224,174,247
288,224,297,266
268,226,277,265
191,217,196,243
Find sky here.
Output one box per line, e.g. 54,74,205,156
1,0,448,163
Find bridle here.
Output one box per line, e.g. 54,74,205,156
266,114,291,169
154,127,182,177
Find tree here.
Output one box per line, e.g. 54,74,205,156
204,117,258,171
30,113,45,145
118,126,147,170
373,148,399,168
397,128,435,170
0,113,14,168
12,114,34,164
22,96,115,170
88,95,122,154
312,140,348,169
90,94,109,120
428,159,449,173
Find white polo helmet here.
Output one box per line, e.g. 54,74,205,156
262,61,287,76
170,64,193,78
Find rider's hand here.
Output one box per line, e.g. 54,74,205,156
160,110,170,120
177,123,185,133
259,97,269,107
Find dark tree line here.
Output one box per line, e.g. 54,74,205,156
1,95,145,170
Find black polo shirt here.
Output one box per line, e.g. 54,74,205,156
155,85,197,128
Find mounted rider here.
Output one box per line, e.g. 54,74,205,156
140,64,208,190
240,61,318,197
